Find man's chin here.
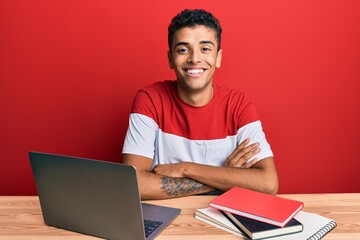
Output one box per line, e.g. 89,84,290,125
177,78,212,92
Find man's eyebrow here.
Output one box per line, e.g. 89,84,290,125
174,40,215,48
174,42,189,47
200,40,215,46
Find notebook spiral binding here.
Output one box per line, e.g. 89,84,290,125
308,220,337,240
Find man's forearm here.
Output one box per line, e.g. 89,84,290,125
182,158,278,194
139,171,214,200
122,154,213,200
159,175,212,198
154,157,278,195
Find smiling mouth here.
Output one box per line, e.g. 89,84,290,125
184,68,205,77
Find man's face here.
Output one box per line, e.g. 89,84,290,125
168,25,222,95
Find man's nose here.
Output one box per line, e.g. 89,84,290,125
187,50,201,64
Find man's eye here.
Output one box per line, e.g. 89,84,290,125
177,48,189,54
202,47,212,52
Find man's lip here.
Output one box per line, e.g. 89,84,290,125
183,68,206,77
183,67,207,70
183,68,207,72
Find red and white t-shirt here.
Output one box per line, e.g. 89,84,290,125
122,80,273,169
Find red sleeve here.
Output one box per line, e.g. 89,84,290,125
131,89,159,124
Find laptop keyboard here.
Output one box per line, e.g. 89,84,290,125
144,219,163,238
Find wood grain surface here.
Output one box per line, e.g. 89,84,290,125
0,194,359,239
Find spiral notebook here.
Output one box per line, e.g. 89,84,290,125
256,211,337,240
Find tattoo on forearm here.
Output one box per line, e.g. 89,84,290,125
160,176,208,197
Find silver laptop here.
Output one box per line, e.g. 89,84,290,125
29,152,181,240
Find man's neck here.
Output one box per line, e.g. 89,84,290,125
176,84,214,107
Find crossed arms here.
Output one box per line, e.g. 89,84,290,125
122,138,278,200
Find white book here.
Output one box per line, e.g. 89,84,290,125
195,207,245,237
195,215,245,237
195,207,336,240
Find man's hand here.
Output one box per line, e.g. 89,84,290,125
224,138,261,168
153,163,187,178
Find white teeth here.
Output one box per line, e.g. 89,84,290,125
187,69,204,74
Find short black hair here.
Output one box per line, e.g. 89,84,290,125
168,9,222,52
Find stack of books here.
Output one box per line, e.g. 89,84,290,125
195,187,337,240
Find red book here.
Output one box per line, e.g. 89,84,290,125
210,187,303,227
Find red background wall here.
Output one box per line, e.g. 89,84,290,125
1,0,359,195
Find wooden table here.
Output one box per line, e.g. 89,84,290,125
0,194,359,239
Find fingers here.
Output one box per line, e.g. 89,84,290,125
227,138,250,160
233,141,260,162
152,163,185,178
224,139,261,168
240,158,259,169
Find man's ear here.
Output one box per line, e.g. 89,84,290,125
168,50,174,69
216,49,223,68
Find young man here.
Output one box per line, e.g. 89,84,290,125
122,9,278,200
